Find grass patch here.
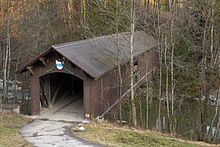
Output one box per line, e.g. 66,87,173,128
0,113,32,147
73,121,211,147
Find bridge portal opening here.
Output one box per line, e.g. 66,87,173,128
39,72,84,121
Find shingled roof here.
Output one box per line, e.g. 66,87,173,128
17,31,157,79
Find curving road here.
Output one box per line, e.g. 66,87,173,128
20,119,101,147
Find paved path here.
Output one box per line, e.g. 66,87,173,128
20,120,100,147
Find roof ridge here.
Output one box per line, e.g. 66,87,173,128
52,31,132,49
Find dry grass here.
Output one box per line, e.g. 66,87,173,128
0,113,32,147
73,121,219,147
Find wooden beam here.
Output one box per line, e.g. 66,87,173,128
27,66,34,75
39,57,47,67
39,81,49,108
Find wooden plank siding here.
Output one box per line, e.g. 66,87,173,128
96,49,157,118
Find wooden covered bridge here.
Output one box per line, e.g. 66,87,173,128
16,31,157,120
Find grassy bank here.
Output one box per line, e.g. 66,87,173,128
0,113,32,147
73,121,214,147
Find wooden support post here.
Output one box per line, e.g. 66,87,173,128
30,76,40,115
84,79,91,119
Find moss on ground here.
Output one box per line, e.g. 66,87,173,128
73,121,211,147
0,113,32,147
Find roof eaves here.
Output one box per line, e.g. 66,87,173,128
16,48,53,74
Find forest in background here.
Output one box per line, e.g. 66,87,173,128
0,0,220,143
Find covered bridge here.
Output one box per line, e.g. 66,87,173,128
17,31,157,120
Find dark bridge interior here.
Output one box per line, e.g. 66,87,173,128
39,72,84,121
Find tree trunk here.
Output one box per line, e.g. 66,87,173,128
115,0,123,124
154,0,156,9
3,0,10,102
138,91,143,127
81,0,86,24
171,7,175,117
6,0,10,83
83,0,86,24
210,0,214,68
165,35,170,133
213,106,220,143
212,50,220,142
171,0,174,9
200,9,211,141
147,0,150,9
207,0,215,142
157,5,162,132
13,47,22,102
130,0,137,127
207,93,219,142
0,0,2,112
170,0,176,134
145,58,149,129
157,0,160,9
165,0,169,11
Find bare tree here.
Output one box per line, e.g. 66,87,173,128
6,0,11,101
210,0,214,68
130,0,137,127
3,0,10,102
157,0,162,132
145,57,149,129
115,0,123,124
212,49,220,142
170,0,175,117
164,34,170,132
